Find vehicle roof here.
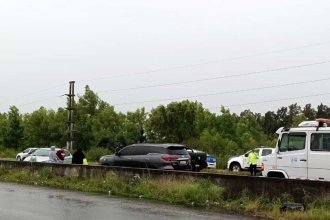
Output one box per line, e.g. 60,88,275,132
128,143,186,148
283,127,330,132
35,147,69,151
255,146,274,149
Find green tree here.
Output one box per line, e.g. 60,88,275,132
0,113,8,147
214,107,238,140
75,85,105,149
91,105,121,151
4,106,23,149
23,107,67,148
120,108,147,145
316,103,330,118
302,104,316,120
236,110,266,150
262,111,278,135
276,106,289,127
287,103,301,126
146,100,204,143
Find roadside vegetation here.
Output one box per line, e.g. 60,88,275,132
1,86,330,169
0,165,329,220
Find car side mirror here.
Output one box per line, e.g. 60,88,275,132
244,153,248,157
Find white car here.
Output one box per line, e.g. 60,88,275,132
16,148,38,161
227,147,275,171
23,147,72,164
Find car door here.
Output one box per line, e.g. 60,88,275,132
259,148,273,167
242,150,251,169
277,132,308,179
132,146,149,168
308,132,330,180
115,146,136,167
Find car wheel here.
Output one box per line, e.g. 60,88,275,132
230,163,241,172
16,156,21,161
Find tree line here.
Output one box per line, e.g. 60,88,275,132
1,85,329,168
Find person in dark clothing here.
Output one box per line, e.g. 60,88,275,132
72,148,86,164
56,147,65,161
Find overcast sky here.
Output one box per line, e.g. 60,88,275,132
1,0,330,115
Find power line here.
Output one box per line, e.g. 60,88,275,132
98,60,330,93
78,40,330,82
220,92,330,109
0,95,64,112
1,40,329,109
113,76,330,106
5,76,329,112
0,83,67,109
1,40,330,112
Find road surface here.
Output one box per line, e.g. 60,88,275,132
0,182,262,220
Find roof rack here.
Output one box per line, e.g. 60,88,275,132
316,118,330,131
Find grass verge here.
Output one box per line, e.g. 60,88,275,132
0,165,329,220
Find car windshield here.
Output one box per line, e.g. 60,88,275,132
23,148,30,153
167,147,189,155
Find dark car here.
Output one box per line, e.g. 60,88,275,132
185,148,208,171
99,143,192,170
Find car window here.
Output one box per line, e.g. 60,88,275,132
119,146,136,156
311,133,330,151
63,150,71,156
34,149,50,156
244,150,251,157
149,146,168,154
261,149,273,156
135,146,147,155
167,146,189,155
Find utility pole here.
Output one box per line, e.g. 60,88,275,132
66,81,75,150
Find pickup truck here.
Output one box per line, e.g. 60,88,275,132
227,147,275,172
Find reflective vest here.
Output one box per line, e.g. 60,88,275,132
248,152,259,165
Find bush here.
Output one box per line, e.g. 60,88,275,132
0,146,18,159
86,147,109,162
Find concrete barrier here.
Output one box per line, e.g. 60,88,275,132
1,159,329,203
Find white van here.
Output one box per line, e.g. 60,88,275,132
261,119,330,181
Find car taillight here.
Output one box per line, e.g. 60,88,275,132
161,155,178,161
261,163,264,171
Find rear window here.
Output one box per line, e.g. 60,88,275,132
167,146,189,155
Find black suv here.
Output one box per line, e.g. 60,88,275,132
99,143,192,170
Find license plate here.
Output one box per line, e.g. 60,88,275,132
179,160,187,165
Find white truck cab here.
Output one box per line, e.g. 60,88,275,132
262,118,330,180
227,147,275,171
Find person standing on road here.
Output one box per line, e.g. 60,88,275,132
72,148,86,165
248,149,259,176
49,146,61,163
56,147,65,162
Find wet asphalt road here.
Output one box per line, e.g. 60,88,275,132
0,182,262,220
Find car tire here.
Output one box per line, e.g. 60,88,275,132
230,163,241,172
16,156,21,161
